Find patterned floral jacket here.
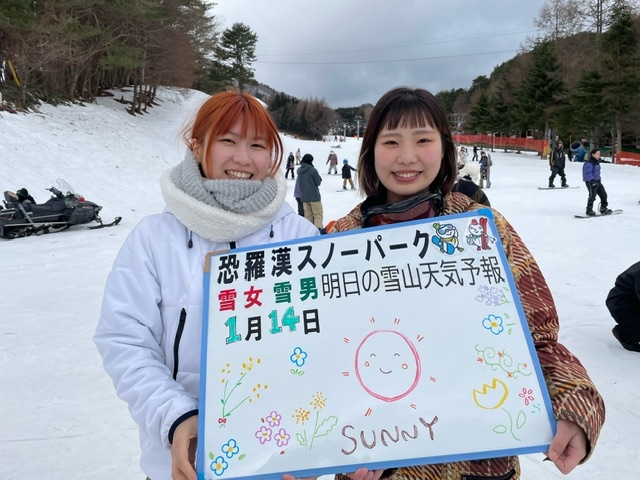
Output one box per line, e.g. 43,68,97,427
330,192,605,480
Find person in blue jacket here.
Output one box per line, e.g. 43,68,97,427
582,147,612,216
94,91,319,480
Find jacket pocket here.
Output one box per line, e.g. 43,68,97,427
461,469,516,480
172,308,187,380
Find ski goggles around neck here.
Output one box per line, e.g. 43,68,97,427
361,190,444,228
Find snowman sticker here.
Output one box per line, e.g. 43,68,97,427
466,217,496,251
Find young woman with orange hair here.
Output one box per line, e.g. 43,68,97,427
94,91,319,480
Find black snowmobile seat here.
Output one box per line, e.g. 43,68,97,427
28,200,66,215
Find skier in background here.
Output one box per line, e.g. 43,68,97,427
549,140,568,188
285,151,295,179
479,151,492,188
582,147,612,216
341,159,356,190
326,150,339,174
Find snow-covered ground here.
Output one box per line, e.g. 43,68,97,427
1,88,639,480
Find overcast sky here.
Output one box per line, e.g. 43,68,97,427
211,0,548,108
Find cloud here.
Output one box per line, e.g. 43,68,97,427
212,0,546,107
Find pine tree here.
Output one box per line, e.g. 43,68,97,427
568,69,608,138
516,41,565,144
159,0,219,90
435,88,461,116
205,62,234,93
490,78,517,136
600,0,640,153
467,91,492,133
213,22,258,92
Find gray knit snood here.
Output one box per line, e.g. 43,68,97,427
170,150,277,213
160,150,287,243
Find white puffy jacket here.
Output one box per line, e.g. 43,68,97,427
94,203,319,480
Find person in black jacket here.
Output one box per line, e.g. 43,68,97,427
341,159,356,190
607,260,640,352
452,163,490,206
452,176,491,207
285,152,295,179
549,140,568,188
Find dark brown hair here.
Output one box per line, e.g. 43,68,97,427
357,87,457,198
182,90,283,176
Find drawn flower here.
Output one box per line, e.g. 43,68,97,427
519,387,535,406
310,392,327,410
255,425,272,444
274,428,290,447
475,285,508,306
242,356,261,372
291,394,339,450
473,378,509,409
220,358,266,421
482,314,504,335
290,347,308,367
292,407,311,425
210,456,228,476
475,345,531,379
266,410,282,427
221,439,239,459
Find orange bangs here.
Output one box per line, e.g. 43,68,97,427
185,90,283,175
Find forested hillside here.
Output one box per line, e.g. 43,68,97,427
437,0,640,152
2,0,640,149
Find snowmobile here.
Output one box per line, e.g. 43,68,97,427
0,179,121,239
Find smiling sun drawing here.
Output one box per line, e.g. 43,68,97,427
353,327,422,402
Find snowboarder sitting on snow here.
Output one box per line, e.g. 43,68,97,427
607,260,640,352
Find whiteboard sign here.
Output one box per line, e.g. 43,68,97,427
197,209,555,480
